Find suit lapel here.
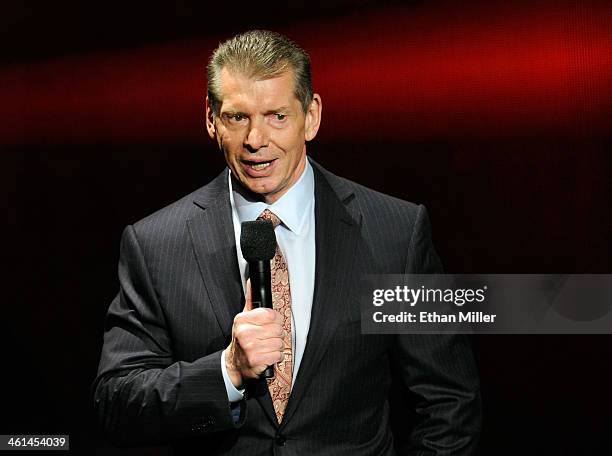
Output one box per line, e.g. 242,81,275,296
186,170,243,339
281,162,362,427
187,170,279,427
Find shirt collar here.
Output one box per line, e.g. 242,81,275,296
229,160,314,236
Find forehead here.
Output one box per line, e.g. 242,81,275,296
217,67,299,111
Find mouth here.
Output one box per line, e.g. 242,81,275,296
242,158,277,173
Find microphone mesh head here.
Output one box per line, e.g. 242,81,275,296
240,220,277,261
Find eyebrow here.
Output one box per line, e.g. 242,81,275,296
221,109,246,116
264,106,291,114
221,106,291,116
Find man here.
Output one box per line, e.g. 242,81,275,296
94,30,481,455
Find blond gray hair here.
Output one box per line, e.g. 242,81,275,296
207,30,313,115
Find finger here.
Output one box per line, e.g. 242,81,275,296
242,307,279,325
233,320,283,345
273,309,284,324
244,279,253,312
251,351,284,368
255,337,285,352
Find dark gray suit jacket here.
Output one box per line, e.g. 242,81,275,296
93,159,481,455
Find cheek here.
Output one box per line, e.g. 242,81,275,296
275,126,304,152
218,132,240,155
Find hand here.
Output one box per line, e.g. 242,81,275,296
225,280,284,388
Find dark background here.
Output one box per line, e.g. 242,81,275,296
3,0,611,454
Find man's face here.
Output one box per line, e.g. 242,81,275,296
206,67,322,204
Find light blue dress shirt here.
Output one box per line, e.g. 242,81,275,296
221,161,316,402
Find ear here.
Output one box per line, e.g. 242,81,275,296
304,94,322,142
205,96,217,139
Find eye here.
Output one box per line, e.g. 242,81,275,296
275,113,286,121
223,113,247,124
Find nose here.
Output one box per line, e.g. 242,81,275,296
244,117,269,151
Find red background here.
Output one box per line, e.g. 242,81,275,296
4,1,611,454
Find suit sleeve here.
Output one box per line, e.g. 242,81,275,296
392,205,482,455
92,225,246,446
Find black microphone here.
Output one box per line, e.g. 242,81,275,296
240,219,277,379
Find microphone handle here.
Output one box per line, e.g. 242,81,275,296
249,260,275,379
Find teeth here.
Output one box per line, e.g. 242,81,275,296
250,162,271,170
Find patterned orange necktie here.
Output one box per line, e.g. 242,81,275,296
257,209,293,423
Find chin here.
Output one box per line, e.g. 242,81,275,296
249,177,277,192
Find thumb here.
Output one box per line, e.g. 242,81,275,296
243,278,253,312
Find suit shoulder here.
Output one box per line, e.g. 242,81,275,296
131,189,198,233
315,163,433,272
354,180,420,214
129,170,227,241
317,164,422,217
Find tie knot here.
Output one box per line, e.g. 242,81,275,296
258,209,281,228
